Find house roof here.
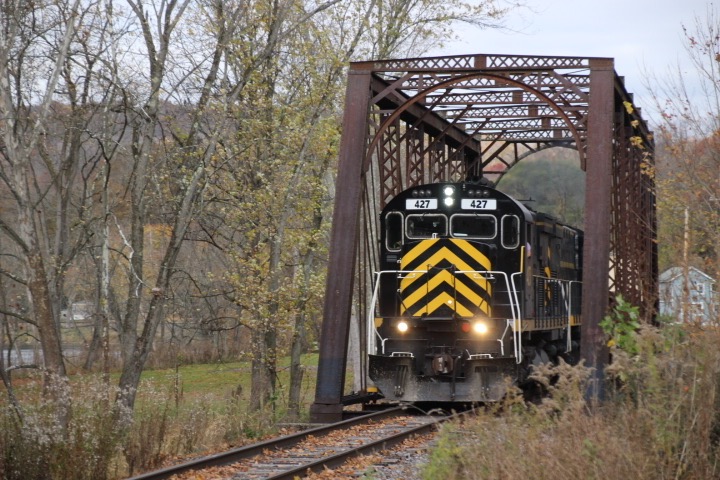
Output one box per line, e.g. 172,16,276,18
660,266,715,284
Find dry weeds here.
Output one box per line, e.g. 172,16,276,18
424,323,720,480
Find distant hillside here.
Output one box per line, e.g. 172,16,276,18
496,147,585,228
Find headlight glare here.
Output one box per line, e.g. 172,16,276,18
472,321,488,335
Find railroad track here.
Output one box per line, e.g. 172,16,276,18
128,405,458,480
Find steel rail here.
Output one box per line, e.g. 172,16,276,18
266,410,452,480
127,406,407,480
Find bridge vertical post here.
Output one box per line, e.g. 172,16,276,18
310,68,372,423
581,59,614,401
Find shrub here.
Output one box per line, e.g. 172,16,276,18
423,320,720,480
0,375,125,480
0,375,236,479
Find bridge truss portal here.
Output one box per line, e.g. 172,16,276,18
311,54,657,422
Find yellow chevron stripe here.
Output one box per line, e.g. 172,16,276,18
400,269,487,313
400,238,439,267
401,289,490,317
424,291,474,317
401,239,491,271
401,245,491,291
452,239,492,271
399,239,493,317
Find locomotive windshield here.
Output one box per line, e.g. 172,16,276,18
406,214,447,238
450,214,496,239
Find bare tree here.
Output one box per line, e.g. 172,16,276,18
0,0,526,425
650,3,720,281
109,0,263,411
0,0,94,394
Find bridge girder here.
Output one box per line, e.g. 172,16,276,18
311,54,657,422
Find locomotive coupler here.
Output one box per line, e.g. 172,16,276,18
431,353,454,375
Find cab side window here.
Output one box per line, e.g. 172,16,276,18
501,215,520,249
385,212,403,251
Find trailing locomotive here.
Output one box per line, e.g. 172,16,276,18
367,180,583,403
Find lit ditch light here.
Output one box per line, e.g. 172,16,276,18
459,320,489,335
460,320,490,335
472,321,489,335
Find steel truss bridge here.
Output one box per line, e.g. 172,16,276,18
311,54,657,422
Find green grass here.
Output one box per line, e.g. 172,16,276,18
1,351,323,417
135,353,320,415
140,361,249,397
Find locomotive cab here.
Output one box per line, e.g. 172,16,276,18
367,181,582,403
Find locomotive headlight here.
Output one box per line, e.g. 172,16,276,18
472,321,489,335
397,320,409,333
443,185,455,206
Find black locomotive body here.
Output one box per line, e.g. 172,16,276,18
367,181,583,403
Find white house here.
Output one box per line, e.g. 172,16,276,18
659,267,716,323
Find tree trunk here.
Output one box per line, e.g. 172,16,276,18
83,315,103,371
26,246,66,384
86,175,112,372
249,323,276,411
0,274,24,423
287,312,306,420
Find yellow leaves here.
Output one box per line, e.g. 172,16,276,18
623,101,634,114
639,160,655,179
629,136,644,149
630,119,639,128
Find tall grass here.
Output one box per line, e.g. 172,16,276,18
424,320,720,479
0,368,299,479
0,376,126,480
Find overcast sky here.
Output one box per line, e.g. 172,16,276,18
433,0,712,125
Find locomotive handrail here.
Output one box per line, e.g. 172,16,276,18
367,270,385,354
507,246,526,363
368,269,522,357
560,280,570,352
453,269,520,360
530,275,582,355
567,280,582,353
510,271,524,364
456,268,524,364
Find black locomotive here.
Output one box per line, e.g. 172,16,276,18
367,180,583,402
